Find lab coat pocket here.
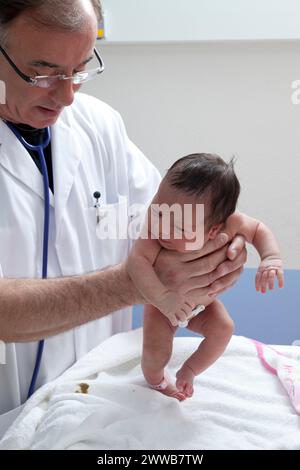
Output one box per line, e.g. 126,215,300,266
86,199,130,270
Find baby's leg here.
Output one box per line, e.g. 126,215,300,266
176,299,234,397
142,304,185,401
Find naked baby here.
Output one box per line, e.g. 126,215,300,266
127,153,284,401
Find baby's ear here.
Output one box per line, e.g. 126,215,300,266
208,223,223,239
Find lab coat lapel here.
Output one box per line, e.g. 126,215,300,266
51,116,82,232
0,120,54,207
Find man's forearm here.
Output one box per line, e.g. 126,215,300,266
0,264,142,343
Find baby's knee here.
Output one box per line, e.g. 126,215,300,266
216,315,234,339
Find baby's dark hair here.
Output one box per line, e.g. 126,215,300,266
166,153,240,226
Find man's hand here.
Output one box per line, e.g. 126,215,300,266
208,234,247,295
155,291,195,326
154,233,247,304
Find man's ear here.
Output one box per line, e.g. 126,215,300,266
208,223,223,239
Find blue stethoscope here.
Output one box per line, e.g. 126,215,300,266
5,121,51,399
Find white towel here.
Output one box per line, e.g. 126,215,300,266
1,330,300,450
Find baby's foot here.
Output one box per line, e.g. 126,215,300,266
148,376,186,402
176,364,195,398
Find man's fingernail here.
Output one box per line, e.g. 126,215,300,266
218,233,228,244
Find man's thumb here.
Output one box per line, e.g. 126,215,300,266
215,232,229,247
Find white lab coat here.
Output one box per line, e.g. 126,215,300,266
0,93,161,434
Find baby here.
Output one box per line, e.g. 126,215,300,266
127,153,284,401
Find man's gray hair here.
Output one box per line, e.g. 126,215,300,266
0,0,103,47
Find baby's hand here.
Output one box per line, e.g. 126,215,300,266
255,257,284,293
157,292,194,327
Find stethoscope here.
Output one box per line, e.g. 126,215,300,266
5,121,51,399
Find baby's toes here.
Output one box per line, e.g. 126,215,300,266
171,390,186,402
175,377,186,392
183,383,194,397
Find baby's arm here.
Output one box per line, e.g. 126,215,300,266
224,212,284,293
127,237,193,325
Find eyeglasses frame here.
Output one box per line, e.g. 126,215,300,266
0,45,104,87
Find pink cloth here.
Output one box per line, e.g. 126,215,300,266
252,339,300,414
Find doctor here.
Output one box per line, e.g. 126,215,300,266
0,0,246,436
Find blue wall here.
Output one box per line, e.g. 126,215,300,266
132,268,299,345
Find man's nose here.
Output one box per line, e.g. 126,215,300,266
50,79,77,107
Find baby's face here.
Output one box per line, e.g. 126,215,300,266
148,181,211,252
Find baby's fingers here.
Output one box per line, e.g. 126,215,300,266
255,271,263,291
277,269,284,288
169,314,179,327
267,269,276,290
260,270,269,293
175,310,188,323
256,268,284,293
174,302,194,325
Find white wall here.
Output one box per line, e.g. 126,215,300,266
101,0,300,41
83,41,300,268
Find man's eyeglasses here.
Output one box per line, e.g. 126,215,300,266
0,45,105,89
